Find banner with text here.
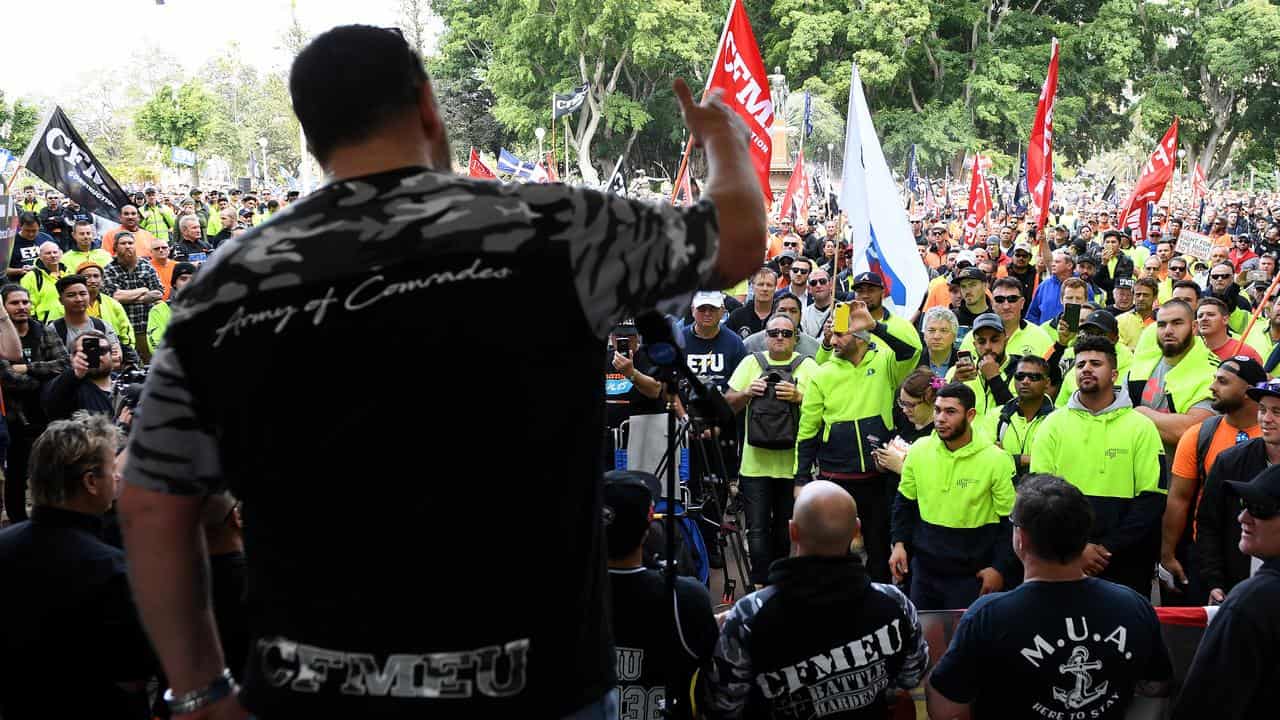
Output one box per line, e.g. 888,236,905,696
20,106,131,222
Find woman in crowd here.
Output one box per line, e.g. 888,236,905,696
872,368,940,476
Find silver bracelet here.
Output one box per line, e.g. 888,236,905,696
163,668,237,715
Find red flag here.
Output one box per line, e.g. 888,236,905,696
963,153,992,244
1119,118,1179,242
777,149,809,223
1193,162,1208,200
672,164,694,206
704,0,774,205
1027,38,1060,233
543,153,559,183
468,147,496,180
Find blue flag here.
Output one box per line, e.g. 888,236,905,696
1012,151,1029,215
803,92,813,140
905,144,920,196
0,147,12,171
498,148,537,179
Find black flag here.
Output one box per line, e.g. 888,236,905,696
20,106,131,222
605,159,627,196
1101,176,1117,204
553,85,589,120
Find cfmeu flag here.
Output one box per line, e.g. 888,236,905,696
20,106,131,222
1119,118,1178,242
705,0,773,205
840,63,929,317
778,149,809,223
1026,38,1060,233
468,148,496,179
963,153,993,244
1193,163,1208,200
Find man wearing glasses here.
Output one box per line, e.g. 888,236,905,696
800,268,834,338
1195,378,1280,607
1177,443,1280,718
783,256,814,305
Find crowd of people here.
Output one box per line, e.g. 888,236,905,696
0,22,1277,720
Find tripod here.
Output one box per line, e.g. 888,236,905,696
682,418,752,608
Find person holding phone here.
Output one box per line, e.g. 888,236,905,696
40,329,119,421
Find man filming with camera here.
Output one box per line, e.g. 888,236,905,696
42,329,120,421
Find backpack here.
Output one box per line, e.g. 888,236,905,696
644,497,710,586
50,316,108,348
746,352,804,450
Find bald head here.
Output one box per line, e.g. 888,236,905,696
790,481,860,557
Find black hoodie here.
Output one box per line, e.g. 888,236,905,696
708,555,928,718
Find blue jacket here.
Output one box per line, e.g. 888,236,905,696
1025,274,1099,325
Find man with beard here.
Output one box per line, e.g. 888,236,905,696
41,328,120,421
1032,336,1167,596
1197,297,1263,364
102,234,163,363
850,271,922,360
1006,242,1038,306
1205,261,1253,333
797,301,919,582
1195,379,1280,604
1128,300,1218,452
0,285,69,522
952,267,993,330
986,355,1055,481
948,313,1016,422
890,382,1017,610
1162,357,1264,606
1100,230,1135,291
1053,310,1134,409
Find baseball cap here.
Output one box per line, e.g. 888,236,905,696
951,267,987,286
1077,254,1100,268
145,187,157,194
171,262,198,283
74,261,103,275
956,250,978,267
852,271,884,289
1225,463,1280,515
1246,378,1280,403
691,291,724,309
1080,310,1118,336
1115,277,1136,290
1221,357,1267,388
971,313,1004,335
777,250,797,261
1012,242,1033,255
603,470,657,557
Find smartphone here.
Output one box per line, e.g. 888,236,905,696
616,337,631,358
1064,302,1082,333
832,303,851,334
957,350,973,364
83,338,102,370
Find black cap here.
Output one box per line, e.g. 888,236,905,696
1080,310,1118,336
1221,357,1268,387
145,187,157,194
1246,379,1280,403
603,470,657,555
852,271,884,289
971,312,1004,335
950,267,987,285
1077,254,1101,268
171,262,198,283
1225,463,1280,510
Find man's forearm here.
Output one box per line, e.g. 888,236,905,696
702,131,766,287
119,485,228,694
1137,408,1207,446
0,313,21,361
114,288,148,303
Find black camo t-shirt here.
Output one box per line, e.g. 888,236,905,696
124,166,720,718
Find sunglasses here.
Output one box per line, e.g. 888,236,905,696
1170,266,1187,272
1240,497,1280,520
791,267,810,274
1014,372,1045,382
766,329,795,338
809,278,829,286
992,294,1022,304
1211,273,1233,280
783,242,800,248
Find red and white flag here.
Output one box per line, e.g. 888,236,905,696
922,177,938,216
963,153,992,243
672,164,694,207
1027,38,1060,233
704,0,774,206
777,149,810,223
1119,118,1179,241
468,147,496,180
1193,162,1208,200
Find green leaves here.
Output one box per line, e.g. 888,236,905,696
134,81,218,153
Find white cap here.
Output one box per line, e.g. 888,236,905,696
691,291,725,308
957,250,978,266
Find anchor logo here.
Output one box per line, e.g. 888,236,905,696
1052,646,1109,709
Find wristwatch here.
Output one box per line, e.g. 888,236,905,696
163,668,237,715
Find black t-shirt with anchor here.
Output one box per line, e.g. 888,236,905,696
929,577,1172,718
